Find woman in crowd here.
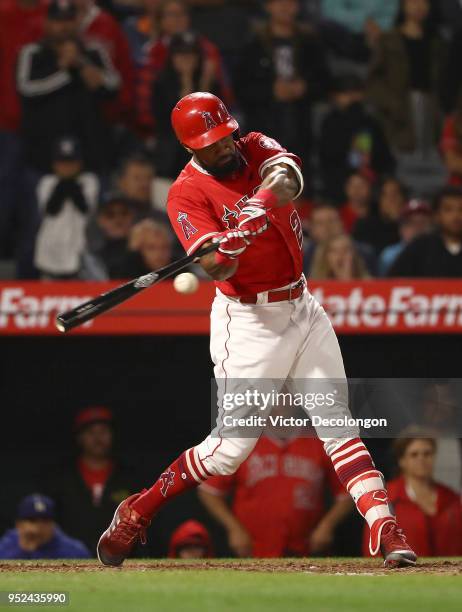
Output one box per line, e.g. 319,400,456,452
366,0,446,155
363,435,462,557
310,233,371,280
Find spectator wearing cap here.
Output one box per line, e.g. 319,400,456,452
389,186,462,277
17,0,122,174
43,406,139,554
33,136,99,279
235,0,330,170
319,74,395,204
0,494,90,559
378,199,433,275
353,177,407,255
168,520,213,559
136,0,232,137
74,0,136,124
151,31,229,178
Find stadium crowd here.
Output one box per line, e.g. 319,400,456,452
1,0,462,280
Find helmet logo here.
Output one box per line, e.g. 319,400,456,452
201,111,218,131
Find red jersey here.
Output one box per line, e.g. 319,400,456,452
362,476,462,557
0,0,46,131
200,436,347,557
77,458,113,506
167,132,304,296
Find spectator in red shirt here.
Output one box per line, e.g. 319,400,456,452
75,0,136,123
198,430,352,558
168,520,214,558
0,0,46,261
440,111,462,186
0,0,47,133
363,436,462,557
136,0,232,136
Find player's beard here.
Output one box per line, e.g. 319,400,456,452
200,151,242,178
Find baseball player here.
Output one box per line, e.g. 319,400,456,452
97,92,416,568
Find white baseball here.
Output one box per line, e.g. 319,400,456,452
173,272,199,294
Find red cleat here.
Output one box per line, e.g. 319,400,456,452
378,520,417,568
97,493,150,567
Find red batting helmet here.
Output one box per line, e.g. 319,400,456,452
171,92,239,150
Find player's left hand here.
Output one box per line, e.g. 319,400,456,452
237,202,269,237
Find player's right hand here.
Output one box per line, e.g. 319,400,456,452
260,165,298,204
213,230,248,258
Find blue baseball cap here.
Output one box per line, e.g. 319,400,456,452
17,494,55,521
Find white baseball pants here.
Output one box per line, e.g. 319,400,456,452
195,286,360,476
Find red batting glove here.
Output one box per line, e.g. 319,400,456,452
212,230,248,265
237,190,276,237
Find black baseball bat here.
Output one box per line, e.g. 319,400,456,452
55,241,220,333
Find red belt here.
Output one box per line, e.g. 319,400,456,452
239,278,306,304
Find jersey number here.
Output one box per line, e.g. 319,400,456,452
290,210,303,250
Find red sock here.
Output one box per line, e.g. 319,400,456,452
329,438,394,554
131,447,212,520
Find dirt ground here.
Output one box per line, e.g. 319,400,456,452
1,559,461,575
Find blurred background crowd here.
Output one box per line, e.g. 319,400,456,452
1,0,462,281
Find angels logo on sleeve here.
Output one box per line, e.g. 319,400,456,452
177,212,198,240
